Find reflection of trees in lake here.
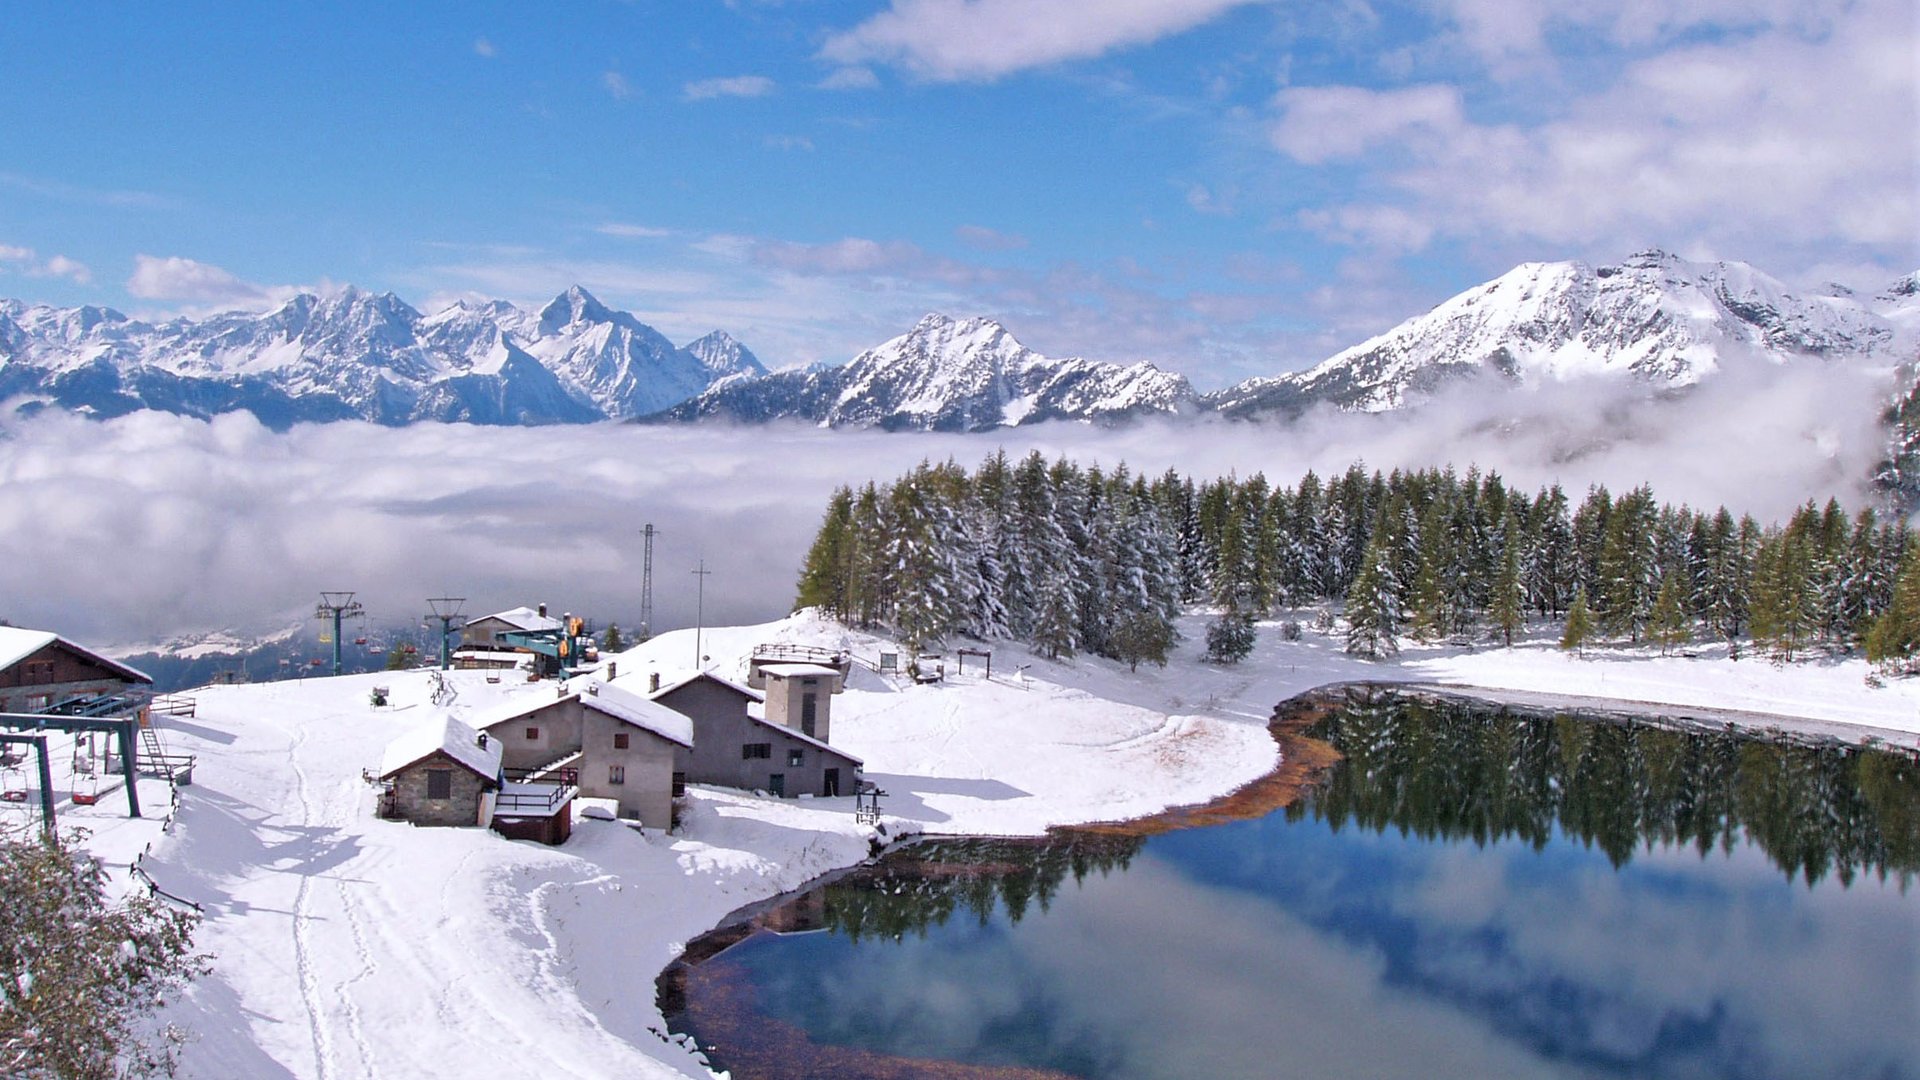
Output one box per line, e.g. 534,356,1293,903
1293,688,1920,887
816,834,1145,942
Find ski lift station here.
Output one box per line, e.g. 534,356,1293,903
0,625,196,837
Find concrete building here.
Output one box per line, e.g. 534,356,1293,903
377,715,502,828
476,678,690,830
459,605,563,650
647,670,861,799
759,663,843,742
0,627,151,715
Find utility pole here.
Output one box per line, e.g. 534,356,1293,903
692,560,711,670
425,597,466,671
640,523,657,642
315,592,364,677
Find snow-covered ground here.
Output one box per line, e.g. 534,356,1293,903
75,610,1920,1077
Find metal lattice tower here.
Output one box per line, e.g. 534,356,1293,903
639,523,657,642
315,592,364,677
425,597,466,671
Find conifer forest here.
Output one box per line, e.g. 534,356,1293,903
793,452,1920,670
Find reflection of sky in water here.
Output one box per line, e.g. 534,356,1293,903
721,796,1918,1080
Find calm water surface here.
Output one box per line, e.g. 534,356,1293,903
670,689,1920,1079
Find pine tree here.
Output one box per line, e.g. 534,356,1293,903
1561,587,1595,656
1488,509,1526,647
1865,543,1920,673
1204,611,1257,664
601,622,623,652
794,486,858,619
1648,577,1691,655
1345,531,1401,660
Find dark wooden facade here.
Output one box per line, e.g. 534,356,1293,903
0,638,150,714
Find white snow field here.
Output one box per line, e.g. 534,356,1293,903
95,610,1920,1078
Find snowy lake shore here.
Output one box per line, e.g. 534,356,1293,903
87,610,1920,1078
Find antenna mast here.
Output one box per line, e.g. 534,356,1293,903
691,560,711,670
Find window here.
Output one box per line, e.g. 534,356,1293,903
524,726,540,740
741,743,771,760
608,764,626,786
787,749,804,767
613,732,630,750
801,693,818,738
672,771,687,797
426,769,452,800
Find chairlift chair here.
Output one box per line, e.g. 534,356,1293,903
1,757,27,803
70,735,101,805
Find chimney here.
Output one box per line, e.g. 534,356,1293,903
538,603,548,618
648,672,661,693
606,661,617,681
587,683,599,696
477,732,488,749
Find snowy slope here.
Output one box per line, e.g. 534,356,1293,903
1209,251,1918,417
0,287,752,428
653,313,1195,431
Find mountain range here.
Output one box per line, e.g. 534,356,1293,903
2,250,1914,433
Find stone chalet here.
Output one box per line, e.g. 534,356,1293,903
378,715,502,828
0,626,152,715
645,670,862,799
476,677,691,830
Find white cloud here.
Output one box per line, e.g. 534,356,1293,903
820,0,1259,82
602,71,633,100
39,254,91,284
682,75,775,101
596,223,674,239
127,254,271,304
0,243,94,284
763,134,815,152
473,37,496,58
1270,0,1918,260
1269,84,1463,165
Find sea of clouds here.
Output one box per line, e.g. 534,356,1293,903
0,360,1896,646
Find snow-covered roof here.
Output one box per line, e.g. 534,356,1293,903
0,626,151,684
380,714,503,782
471,689,573,730
574,680,694,748
758,662,841,679
451,649,529,664
470,606,563,633
647,669,763,703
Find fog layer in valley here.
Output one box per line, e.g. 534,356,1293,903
0,361,1894,646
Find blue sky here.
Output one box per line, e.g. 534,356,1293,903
1,0,1912,390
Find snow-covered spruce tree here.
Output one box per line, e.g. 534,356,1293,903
1,827,207,1079
1344,527,1401,660
1204,611,1256,664
1488,507,1526,646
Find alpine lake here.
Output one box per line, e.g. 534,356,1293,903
659,686,1920,1080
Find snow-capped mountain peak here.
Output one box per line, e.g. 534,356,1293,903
1207,251,1912,418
